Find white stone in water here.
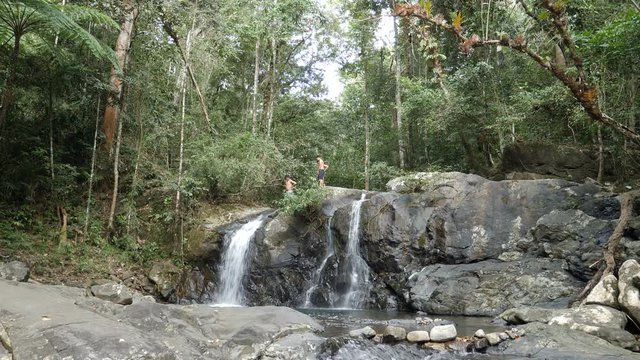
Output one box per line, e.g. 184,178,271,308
383,326,407,342
474,329,486,338
429,324,457,342
406,330,430,343
585,274,619,308
485,332,503,346
348,326,376,339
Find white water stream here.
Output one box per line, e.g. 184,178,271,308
213,216,266,306
340,193,370,308
302,216,335,308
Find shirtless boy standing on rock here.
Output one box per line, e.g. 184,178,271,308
316,156,328,187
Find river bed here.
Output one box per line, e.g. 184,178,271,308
299,308,534,360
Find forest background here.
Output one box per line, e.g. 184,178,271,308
0,0,638,281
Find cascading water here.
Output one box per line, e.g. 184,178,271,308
339,193,370,308
213,215,266,306
302,216,335,308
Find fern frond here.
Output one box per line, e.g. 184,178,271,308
5,0,117,67
60,4,119,30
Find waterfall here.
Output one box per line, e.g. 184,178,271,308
302,216,335,308
213,215,265,306
339,193,369,308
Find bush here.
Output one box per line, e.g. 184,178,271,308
191,133,303,201
275,186,329,217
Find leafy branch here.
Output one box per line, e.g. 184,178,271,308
395,1,640,147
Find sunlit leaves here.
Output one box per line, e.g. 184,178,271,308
419,0,432,16
451,10,462,31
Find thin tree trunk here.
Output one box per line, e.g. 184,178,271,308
0,33,22,134
251,39,261,136
266,36,277,138
364,102,370,191
393,12,405,168
597,125,604,183
107,97,125,233
103,0,138,154
175,84,187,257
58,206,68,246
84,97,101,239
48,84,56,187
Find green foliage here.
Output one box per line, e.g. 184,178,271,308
275,186,328,216
191,133,301,200
0,0,118,64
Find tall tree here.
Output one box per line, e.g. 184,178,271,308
103,0,138,154
106,0,138,232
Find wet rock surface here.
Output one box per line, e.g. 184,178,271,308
0,280,323,360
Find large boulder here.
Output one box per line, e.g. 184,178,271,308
409,259,583,316
0,280,323,360
502,304,636,349
501,143,599,181
148,260,181,300
618,259,640,325
90,282,135,305
0,261,29,282
548,305,635,349
527,209,614,280
350,172,603,276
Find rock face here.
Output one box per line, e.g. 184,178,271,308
408,259,582,316
0,261,29,282
526,209,615,280
0,280,323,360
501,143,600,181
177,172,637,316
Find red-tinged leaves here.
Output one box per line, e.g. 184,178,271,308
460,34,480,54
513,34,526,47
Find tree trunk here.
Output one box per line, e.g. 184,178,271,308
266,36,277,138
0,32,22,134
103,0,138,154
251,39,261,136
107,95,125,233
83,97,101,239
394,21,405,168
364,101,370,191
58,206,68,247
597,125,604,183
175,83,187,256
251,39,260,136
